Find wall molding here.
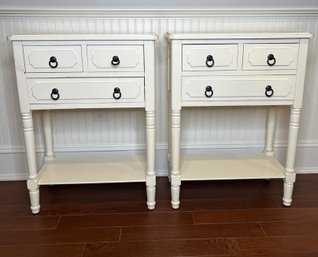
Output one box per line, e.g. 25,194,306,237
2,140,318,154
1,143,317,181
0,8,318,18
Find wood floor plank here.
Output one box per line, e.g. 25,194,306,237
165,198,280,212
1,175,318,257
0,204,29,217
179,254,318,257
57,212,194,229
181,179,283,200
0,181,53,205
0,216,59,230
50,183,146,204
193,208,318,224
0,182,32,205
289,196,318,208
260,220,318,236
37,201,151,216
291,175,318,196
237,235,318,255
121,223,265,242
83,239,239,257
0,244,85,257
0,227,120,245
241,253,318,257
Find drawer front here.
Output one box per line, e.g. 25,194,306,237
27,78,144,104
23,45,83,73
87,45,144,72
243,43,299,70
183,44,238,71
182,77,295,102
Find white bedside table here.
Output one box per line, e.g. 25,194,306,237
166,33,311,209
11,34,157,214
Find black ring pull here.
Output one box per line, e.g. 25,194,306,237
49,56,58,69
205,85,213,98
50,88,60,100
113,87,122,100
111,55,120,66
206,55,215,67
265,85,274,97
267,54,276,66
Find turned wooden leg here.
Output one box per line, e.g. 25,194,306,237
170,110,181,209
167,101,172,183
22,112,40,214
146,111,156,210
283,107,301,206
42,110,55,161
264,107,277,157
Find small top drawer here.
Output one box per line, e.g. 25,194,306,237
87,45,144,72
182,44,238,71
243,43,299,71
23,45,83,73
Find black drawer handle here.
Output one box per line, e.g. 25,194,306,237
265,85,274,97
267,54,276,66
205,85,213,97
50,88,60,100
113,87,122,99
111,55,120,66
206,55,215,67
49,56,58,69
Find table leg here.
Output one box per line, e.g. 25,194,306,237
43,110,55,161
22,112,40,214
283,107,301,206
264,107,277,157
146,111,156,210
170,109,181,209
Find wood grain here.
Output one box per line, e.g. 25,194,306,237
237,235,318,255
58,212,194,228
0,227,120,245
260,220,318,236
84,239,239,257
0,216,59,230
193,208,318,224
121,223,265,241
0,244,85,257
1,175,318,256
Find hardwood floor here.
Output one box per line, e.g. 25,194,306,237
1,175,318,257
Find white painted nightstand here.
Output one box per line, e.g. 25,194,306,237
11,34,157,214
166,33,311,209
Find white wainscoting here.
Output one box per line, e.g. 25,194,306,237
1,8,318,180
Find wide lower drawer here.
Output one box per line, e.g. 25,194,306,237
182,76,295,102
23,45,83,73
27,78,144,104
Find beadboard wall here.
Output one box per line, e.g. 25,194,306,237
1,9,318,180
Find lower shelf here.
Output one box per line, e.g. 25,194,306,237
37,155,147,185
180,152,285,181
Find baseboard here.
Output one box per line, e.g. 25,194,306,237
1,142,317,181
